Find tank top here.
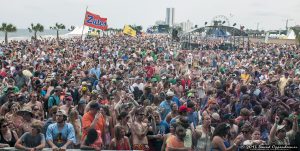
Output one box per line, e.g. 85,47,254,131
0,131,17,147
116,138,130,150
210,140,230,151
166,135,184,151
104,117,111,146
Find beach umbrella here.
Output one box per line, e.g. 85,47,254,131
22,70,33,77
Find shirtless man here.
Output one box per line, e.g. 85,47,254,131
16,107,39,136
25,92,43,111
130,108,150,151
60,96,74,115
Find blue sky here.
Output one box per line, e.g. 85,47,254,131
0,0,299,30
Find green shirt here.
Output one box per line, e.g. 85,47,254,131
141,50,147,58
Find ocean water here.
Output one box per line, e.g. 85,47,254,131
0,29,69,41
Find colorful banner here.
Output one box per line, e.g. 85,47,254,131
123,25,136,37
84,11,108,30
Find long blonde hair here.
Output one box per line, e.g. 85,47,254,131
68,109,79,123
69,109,81,136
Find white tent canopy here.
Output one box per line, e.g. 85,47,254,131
63,26,89,37
287,29,296,39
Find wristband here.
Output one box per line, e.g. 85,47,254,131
233,143,237,147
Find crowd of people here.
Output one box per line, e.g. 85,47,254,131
0,33,299,151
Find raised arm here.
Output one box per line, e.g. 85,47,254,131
269,116,280,143
292,115,299,133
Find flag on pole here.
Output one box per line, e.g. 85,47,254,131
123,25,136,37
84,11,108,30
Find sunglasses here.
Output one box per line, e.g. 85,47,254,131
278,129,286,133
242,131,250,133
1,124,9,128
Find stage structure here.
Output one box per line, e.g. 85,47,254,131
180,15,249,50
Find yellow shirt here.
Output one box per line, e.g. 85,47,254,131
241,74,250,83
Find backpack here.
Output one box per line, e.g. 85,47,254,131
132,86,143,101
44,95,58,112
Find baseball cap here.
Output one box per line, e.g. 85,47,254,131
90,102,100,110
166,90,175,96
187,93,194,97
78,99,86,105
57,110,67,117
276,125,286,132
179,105,191,112
65,96,73,101
211,113,220,121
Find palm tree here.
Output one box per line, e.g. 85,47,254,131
130,25,143,34
291,27,300,46
68,26,75,31
28,23,44,40
107,28,116,35
135,26,143,33
0,23,17,45
116,28,122,33
50,23,65,40
175,26,183,33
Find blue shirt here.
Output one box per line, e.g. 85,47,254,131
46,123,76,148
41,90,47,97
122,55,129,61
48,95,60,109
157,121,170,135
170,118,177,125
187,111,198,128
89,66,101,80
159,100,172,120
172,96,181,107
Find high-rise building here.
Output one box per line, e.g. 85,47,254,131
178,20,194,32
166,8,175,27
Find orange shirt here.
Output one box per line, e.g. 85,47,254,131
166,135,184,151
81,111,105,140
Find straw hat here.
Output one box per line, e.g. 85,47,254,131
17,107,34,117
240,108,251,116
22,70,33,77
269,77,278,83
211,113,220,121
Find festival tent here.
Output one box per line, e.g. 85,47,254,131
287,29,296,39
63,26,89,37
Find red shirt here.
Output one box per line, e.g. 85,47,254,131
181,79,191,90
0,71,7,78
145,66,155,78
